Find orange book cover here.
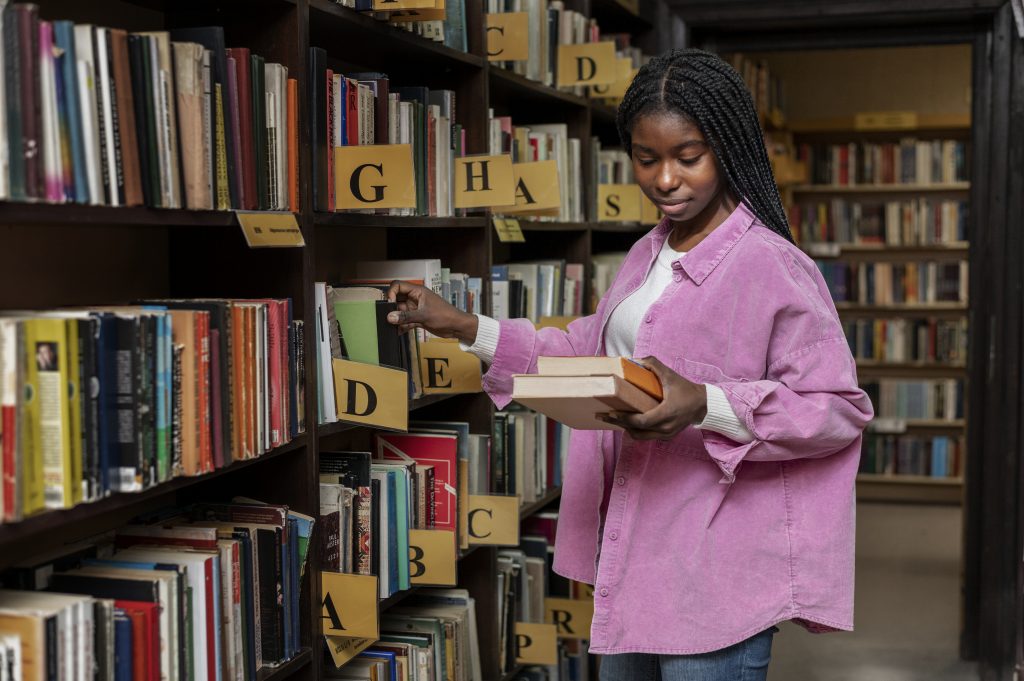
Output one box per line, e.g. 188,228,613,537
287,78,299,211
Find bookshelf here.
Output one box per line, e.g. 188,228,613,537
783,110,972,501
0,0,672,679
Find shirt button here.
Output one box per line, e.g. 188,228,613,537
600,588,609,597
616,476,625,486
673,273,682,282
609,531,618,540
645,315,653,323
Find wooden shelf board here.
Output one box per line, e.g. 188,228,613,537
789,114,972,134
381,586,420,611
802,242,969,257
489,68,588,109
315,213,489,229
516,220,590,232
496,664,527,681
0,201,243,228
257,648,313,681
866,419,966,432
836,303,967,315
856,476,963,504
0,436,307,547
792,182,970,194
592,221,650,233
317,393,469,439
520,487,561,519
856,360,967,371
857,474,963,485
309,0,485,70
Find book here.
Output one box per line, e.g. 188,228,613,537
511,374,659,430
534,356,664,400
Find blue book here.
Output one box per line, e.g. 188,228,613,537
113,608,133,681
387,470,400,593
360,650,399,681
140,307,172,482
54,22,88,202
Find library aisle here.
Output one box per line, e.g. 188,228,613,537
770,502,974,681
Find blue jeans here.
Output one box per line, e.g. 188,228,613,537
598,627,778,681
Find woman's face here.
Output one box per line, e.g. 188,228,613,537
630,110,729,225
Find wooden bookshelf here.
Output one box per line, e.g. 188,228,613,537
792,182,970,194
802,242,969,258
856,474,963,504
0,0,679,677
835,302,968,316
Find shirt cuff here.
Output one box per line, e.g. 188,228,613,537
697,383,755,444
458,313,500,365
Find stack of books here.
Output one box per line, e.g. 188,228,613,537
511,356,662,430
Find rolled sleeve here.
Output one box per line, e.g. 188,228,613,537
458,313,501,365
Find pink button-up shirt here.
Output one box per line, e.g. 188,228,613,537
481,202,874,654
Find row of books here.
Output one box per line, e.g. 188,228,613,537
816,260,969,305
491,261,586,323
309,54,466,217
727,53,785,122
508,512,592,680
796,139,969,187
319,424,477,596
486,0,598,91
591,252,627,311
0,8,298,210
314,259,483,421
324,589,481,681
0,498,313,681
792,198,969,246
327,0,468,52
860,434,964,478
862,379,964,421
0,300,304,521
487,115,583,222
843,317,967,365
493,408,568,502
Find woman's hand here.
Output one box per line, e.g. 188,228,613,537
386,280,479,343
601,357,709,440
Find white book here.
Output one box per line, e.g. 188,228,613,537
93,28,119,206
355,259,443,297
73,26,103,205
277,64,289,210
39,25,62,203
314,282,338,423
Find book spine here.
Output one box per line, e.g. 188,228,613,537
172,342,184,477
210,328,225,469
226,57,244,211
112,318,140,493
287,78,298,211
198,311,212,473
104,30,126,206
16,5,40,199
214,82,229,209
326,69,334,211
38,20,63,203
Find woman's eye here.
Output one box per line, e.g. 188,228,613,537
680,156,702,165
638,159,656,167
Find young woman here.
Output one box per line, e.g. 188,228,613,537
387,49,873,680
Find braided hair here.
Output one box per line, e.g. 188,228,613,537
616,48,793,242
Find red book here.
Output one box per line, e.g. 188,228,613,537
1,402,14,521
197,311,213,473
326,70,335,211
115,600,160,681
839,145,849,186
225,47,256,209
376,432,459,532
236,299,283,448
115,524,221,550
346,77,359,147
210,329,225,468
287,79,299,210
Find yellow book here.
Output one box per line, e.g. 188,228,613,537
215,83,230,210
0,612,45,681
23,318,74,510
20,320,44,515
63,319,84,506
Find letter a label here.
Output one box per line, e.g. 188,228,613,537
495,160,561,215
321,572,379,638
454,154,515,208
335,144,416,210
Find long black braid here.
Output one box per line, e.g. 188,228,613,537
616,48,794,242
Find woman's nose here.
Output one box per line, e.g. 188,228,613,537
655,163,681,193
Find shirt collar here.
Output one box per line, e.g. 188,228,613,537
647,201,757,286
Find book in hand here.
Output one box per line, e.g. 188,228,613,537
511,357,662,430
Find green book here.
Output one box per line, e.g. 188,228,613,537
334,300,380,365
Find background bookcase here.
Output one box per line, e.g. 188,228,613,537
0,0,680,679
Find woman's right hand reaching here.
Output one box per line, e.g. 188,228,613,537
386,280,479,344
